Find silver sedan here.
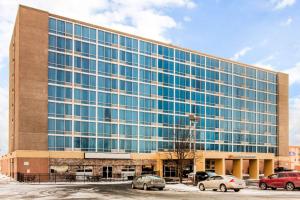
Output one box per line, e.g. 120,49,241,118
132,175,165,190
197,175,246,192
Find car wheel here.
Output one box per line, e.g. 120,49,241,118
199,183,205,191
220,184,227,192
212,189,217,191
143,184,148,191
159,187,164,191
131,183,135,189
234,189,240,192
260,183,267,190
286,182,295,191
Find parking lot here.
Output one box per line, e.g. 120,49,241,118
0,176,300,200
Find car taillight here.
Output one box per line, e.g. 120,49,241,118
229,179,235,183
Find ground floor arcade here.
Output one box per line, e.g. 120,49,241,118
0,150,278,180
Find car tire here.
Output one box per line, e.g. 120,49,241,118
220,184,227,192
199,183,205,191
260,183,267,190
234,189,240,192
212,189,217,191
131,183,135,189
286,182,295,191
159,187,164,191
143,184,148,191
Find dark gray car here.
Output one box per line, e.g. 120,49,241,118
131,175,165,190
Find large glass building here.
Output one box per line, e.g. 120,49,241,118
47,17,278,154
2,5,289,180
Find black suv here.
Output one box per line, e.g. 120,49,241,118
274,167,292,173
195,171,217,184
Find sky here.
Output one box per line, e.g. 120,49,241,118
0,0,299,155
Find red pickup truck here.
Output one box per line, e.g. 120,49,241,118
259,172,300,191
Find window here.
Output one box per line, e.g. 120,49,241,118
206,58,219,69
120,36,138,51
140,41,157,55
74,24,96,42
119,50,138,66
98,31,118,46
191,54,205,66
175,49,190,62
158,45,174,60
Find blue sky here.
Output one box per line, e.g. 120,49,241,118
0,0,299,154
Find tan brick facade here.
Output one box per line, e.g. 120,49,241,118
9,5,49,152
277,73,289,156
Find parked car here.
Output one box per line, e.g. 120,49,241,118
188,171,217,184
274,167,292,173
131,175,165,190
259,172,300,191
197,175,246,192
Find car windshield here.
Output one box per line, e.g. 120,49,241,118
225,175,236,179
207,172,217,176
146,175,161,179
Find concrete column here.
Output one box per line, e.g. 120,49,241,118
232,159,243,179
155,159,163,177
264,159,274,177
195,157,205,171
215,159,225,175
249,159,259,180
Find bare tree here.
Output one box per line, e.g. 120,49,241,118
168,120,196,183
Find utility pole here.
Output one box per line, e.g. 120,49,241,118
189,114,199,185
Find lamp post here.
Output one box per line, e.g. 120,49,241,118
189,114,199,185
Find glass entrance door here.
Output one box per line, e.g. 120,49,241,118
103,166,112,178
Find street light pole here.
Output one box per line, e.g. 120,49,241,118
189,114,199,185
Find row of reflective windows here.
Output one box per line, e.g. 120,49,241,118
48,18,277,83
48,83,277,115
48,135,277,153
48,51,278,94
48,47,277,86
48,108,277,129
48,70,277,104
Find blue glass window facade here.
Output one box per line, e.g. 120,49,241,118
48,18,278,154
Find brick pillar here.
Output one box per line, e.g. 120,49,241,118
215,159,225,175
264,159,274,177
155,159,163,177
249,159,259,179
195,157,205,171
233,159,243,179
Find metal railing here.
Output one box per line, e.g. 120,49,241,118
17,173,133,183
16,171,160,183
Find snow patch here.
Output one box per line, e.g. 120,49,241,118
165,183,199,192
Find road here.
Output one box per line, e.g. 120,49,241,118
0,182,300,200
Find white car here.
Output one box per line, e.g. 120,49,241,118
197,175,246,192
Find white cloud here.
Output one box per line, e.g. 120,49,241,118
271,0,296,10
230,47,252,61
280,17,293,26
0,0,197,153
289,95,300,146
0,0,196,69
284,62,300,85
0,86,8,156
253,55,276,70
183,16,191,22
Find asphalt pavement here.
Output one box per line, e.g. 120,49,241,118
0,182,300,200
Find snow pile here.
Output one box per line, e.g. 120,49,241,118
0,174,12,183
165,183,199,192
